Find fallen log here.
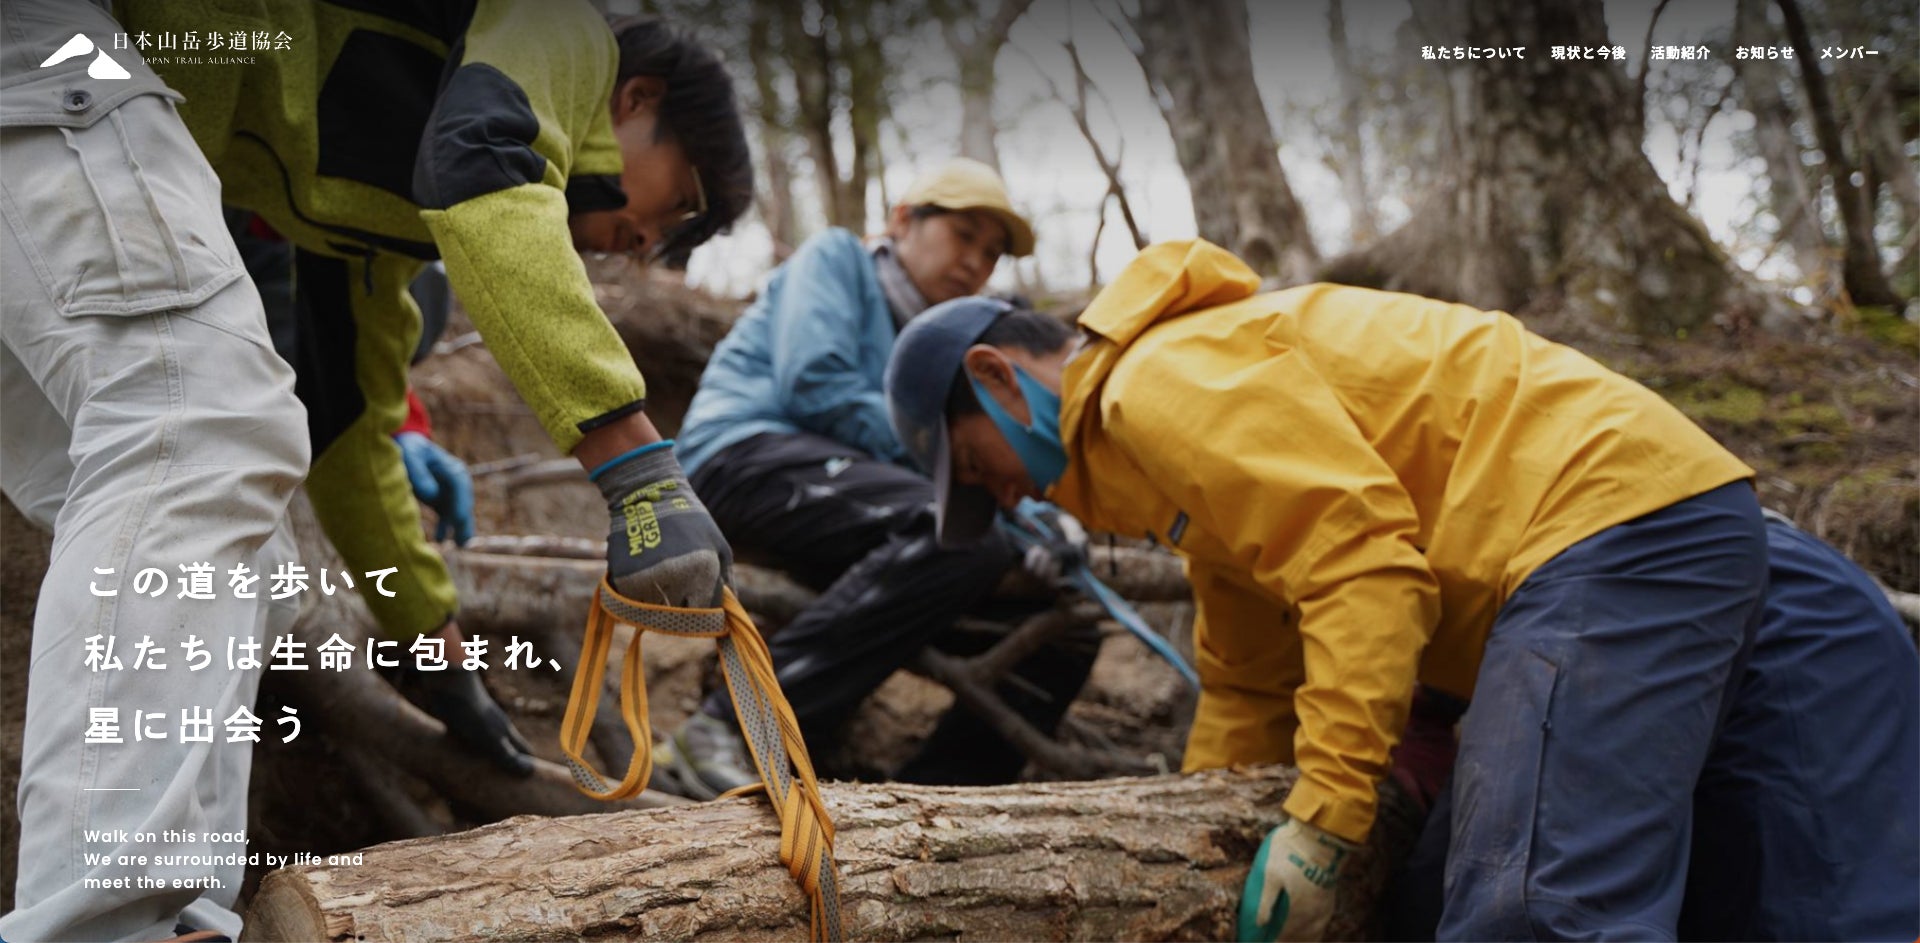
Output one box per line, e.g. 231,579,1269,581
1882,584,1920,635
450,539,1193,623
445,547,821,629
241,768,1422,942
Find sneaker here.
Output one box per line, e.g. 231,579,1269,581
646,736,686,796
670,712,760,799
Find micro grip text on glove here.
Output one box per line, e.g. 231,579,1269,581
592,440,734,608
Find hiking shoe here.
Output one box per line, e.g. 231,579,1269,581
670,712,759,799
646,735,687,796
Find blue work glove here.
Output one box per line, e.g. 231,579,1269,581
395,431,474,545
1237,815,1357,942
591,440,732,607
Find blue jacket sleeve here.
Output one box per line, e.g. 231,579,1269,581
768,231,906,461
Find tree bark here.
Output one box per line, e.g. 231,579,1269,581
1774,0,1904,307
834,0,886,233
1823,0,1919,286
446,547,826,632
1732,0,1835,294
1322,0,1779,336
241,769,1423,943
775,0,902,235
956,52,1001,172
1854,74,1920,284
939,0,1037,173
780,0,850,231
748,11,802,262
1327,0,1381,245
1126,0,1320,284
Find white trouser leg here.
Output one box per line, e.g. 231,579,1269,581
0,94,309,943
0,341,74,532
173,517,301,941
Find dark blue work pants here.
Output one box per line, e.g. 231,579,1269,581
1395,501,1920,941
1438,481,1768,940
1676,516,1920,941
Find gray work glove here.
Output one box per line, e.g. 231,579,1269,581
593,442,732,607
1020,505,1090,584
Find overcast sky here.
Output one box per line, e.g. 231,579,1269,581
679,0,1853,298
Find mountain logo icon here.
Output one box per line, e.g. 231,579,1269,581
39,34,131,80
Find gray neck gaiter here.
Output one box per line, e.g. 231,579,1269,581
871,238,930,329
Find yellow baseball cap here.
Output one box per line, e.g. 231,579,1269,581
899,158,1036,257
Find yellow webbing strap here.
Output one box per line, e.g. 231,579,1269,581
560,581,845,942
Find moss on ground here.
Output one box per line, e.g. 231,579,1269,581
1852,305,1920,353
1540,320,1919,591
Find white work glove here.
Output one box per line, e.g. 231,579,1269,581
1019,507,1089,583
1237,815,1358,942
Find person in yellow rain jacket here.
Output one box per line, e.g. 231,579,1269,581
884,240,1774,940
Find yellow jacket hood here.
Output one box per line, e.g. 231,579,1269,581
1055,240,1261,531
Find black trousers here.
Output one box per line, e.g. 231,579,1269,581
692,432,1097,784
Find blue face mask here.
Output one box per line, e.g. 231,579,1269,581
968,362,1067,491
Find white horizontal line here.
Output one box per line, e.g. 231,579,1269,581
83,787,139,792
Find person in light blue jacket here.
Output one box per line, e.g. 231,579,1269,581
675,227,909,471
665,159,1097,797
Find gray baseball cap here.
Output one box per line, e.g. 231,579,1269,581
885,296,1013,545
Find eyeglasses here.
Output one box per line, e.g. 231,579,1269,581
642,166,707,265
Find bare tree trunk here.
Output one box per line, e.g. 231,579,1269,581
834,0,886,234
939,0,1037,173
1828,0,1919,287
1126,0,1320,284
1322,0,1777,336
956,54,1000,171
781,0,850,230
1327,0,1381,245
1775,0,1904,307
748,12,802,262
1732,0,1835,294
777,0,896,234
1857,74,1920,279
241,769,1424,943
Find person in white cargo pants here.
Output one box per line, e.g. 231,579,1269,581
0,3,309,940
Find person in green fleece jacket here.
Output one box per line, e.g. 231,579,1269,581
117,0,754,775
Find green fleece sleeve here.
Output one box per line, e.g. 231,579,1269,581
422,190,646,451
297,251,461,641
414,0,643,453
